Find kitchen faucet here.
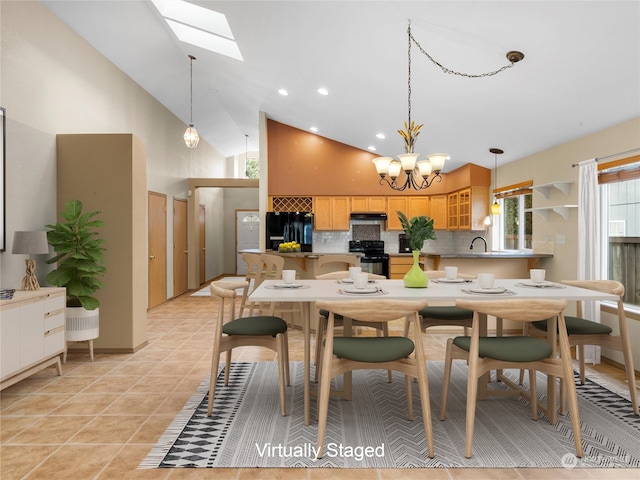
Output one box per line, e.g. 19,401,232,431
470,236,488,252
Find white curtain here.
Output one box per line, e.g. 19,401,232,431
577,158,601,363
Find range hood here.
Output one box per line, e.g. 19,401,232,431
350,212,388,221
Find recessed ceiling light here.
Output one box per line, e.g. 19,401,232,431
368,146,377,151
376,133,385,139
278,89,289,96
317,88,329,96
310,127,318,133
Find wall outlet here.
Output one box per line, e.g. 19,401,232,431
555,234,565,245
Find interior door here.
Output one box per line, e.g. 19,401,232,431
173,198,188,297
236,210,260,274
199,204,206,285
148,191,167,308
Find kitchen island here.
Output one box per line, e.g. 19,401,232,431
239,250,362,279
424,251,553,278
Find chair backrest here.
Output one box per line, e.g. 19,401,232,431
425,270,476,279
317,254,361,273
210,280,249,325
316,299,429,324
241,253,263,281
456,298,568,323
259,254,285,282
315,271,386,280
560,279,624,319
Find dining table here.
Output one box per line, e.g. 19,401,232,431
249,277,618,425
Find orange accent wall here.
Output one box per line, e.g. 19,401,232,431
266,119,488,196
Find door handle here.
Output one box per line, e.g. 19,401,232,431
149,255,156,260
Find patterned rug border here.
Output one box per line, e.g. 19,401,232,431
140,362,640,469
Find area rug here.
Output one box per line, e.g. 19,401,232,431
139,361,640,469
191,277,250,296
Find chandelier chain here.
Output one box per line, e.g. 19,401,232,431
408,25,516,79
188,54,195,124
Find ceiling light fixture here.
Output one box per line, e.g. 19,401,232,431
184,54,199,148
372,20,524,191
310,126,318,133
490,148,504,215
278,89,289,96
317,88,328,95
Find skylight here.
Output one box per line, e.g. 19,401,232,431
152,0,243,61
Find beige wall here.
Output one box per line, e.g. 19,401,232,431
0,1,229,308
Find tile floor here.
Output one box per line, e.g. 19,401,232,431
1,288,639,480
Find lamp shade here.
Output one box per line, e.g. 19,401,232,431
491,201,501,215
184,125,200,148
12,231,49,255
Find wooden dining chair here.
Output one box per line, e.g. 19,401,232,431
258,254,304,326
527,279,638,416
315,298,434,459
316,254,360,275
208,280,290,417
314,271,389,383
239,252,263,317
404,270,476,338
439,298,583,459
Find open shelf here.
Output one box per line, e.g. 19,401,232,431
526,205,578,221
532,181,574,198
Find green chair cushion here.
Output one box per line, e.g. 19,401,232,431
332,337,414,362
223,316,287,336
420,306,473,321
319,309,344,321
532,316,613,335
453,336,553,362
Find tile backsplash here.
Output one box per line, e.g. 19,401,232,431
313,228,491,254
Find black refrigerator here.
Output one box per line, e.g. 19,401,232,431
265,212,313,252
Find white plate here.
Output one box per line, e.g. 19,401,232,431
468,287,507,294
518,281,553,288
436,278,469,283
273,283,303,289
340,278,376,284
344,286,379,294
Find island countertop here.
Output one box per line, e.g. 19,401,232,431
423,251,553,273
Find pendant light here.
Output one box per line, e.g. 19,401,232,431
490,148,503,215
184,54,200,148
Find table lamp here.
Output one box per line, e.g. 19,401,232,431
12,231,50,290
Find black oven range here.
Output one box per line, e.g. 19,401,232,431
348,240,389,278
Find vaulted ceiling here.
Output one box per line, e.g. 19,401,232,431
43,1,640,172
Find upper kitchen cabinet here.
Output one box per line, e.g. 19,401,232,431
448,186,490,230
408,197,429,219
314,196,350,231
386,197,409,230
428,195,448,230
351,196,387,212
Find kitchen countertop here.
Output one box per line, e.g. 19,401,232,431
239,249,362,258
425,251,553,259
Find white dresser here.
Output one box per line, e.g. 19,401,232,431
1,287,66,390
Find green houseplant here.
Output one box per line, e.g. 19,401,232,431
46,200,107,309
397,211,436,288
45,200,106,357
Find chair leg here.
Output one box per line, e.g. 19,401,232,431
314,316,326,383
283,331,291,386
577,345,586,384
619,335,639,415
208,345,222,417
528,369,538,420
276,333,287,416
440,338,454,421
383,323,392,383
415,357,435,458
316,335,334,459
464,358,480,459
405,374,414,420
224,350,232,385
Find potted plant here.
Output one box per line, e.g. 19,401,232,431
45,200,106,359
397,211,436,287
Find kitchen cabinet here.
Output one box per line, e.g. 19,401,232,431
448,187,489,231
350,196,387,212
408,197,429,219
428,195,447,229
1,288,66,390
386,197,408,230
313,196,350,231
389,254,425,279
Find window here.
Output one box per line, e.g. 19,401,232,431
245,157,260,179
599,156,640,307
493,181,533,251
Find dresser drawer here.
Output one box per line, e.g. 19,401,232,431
45,294,66,313
45,312,65,331
44,328,65,356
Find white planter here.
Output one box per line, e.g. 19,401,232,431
66,306,99,341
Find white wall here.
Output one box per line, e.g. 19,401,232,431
0,1,227,297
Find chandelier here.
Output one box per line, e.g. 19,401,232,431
184,54,200,148
490,148,503,215
372,21,524,191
